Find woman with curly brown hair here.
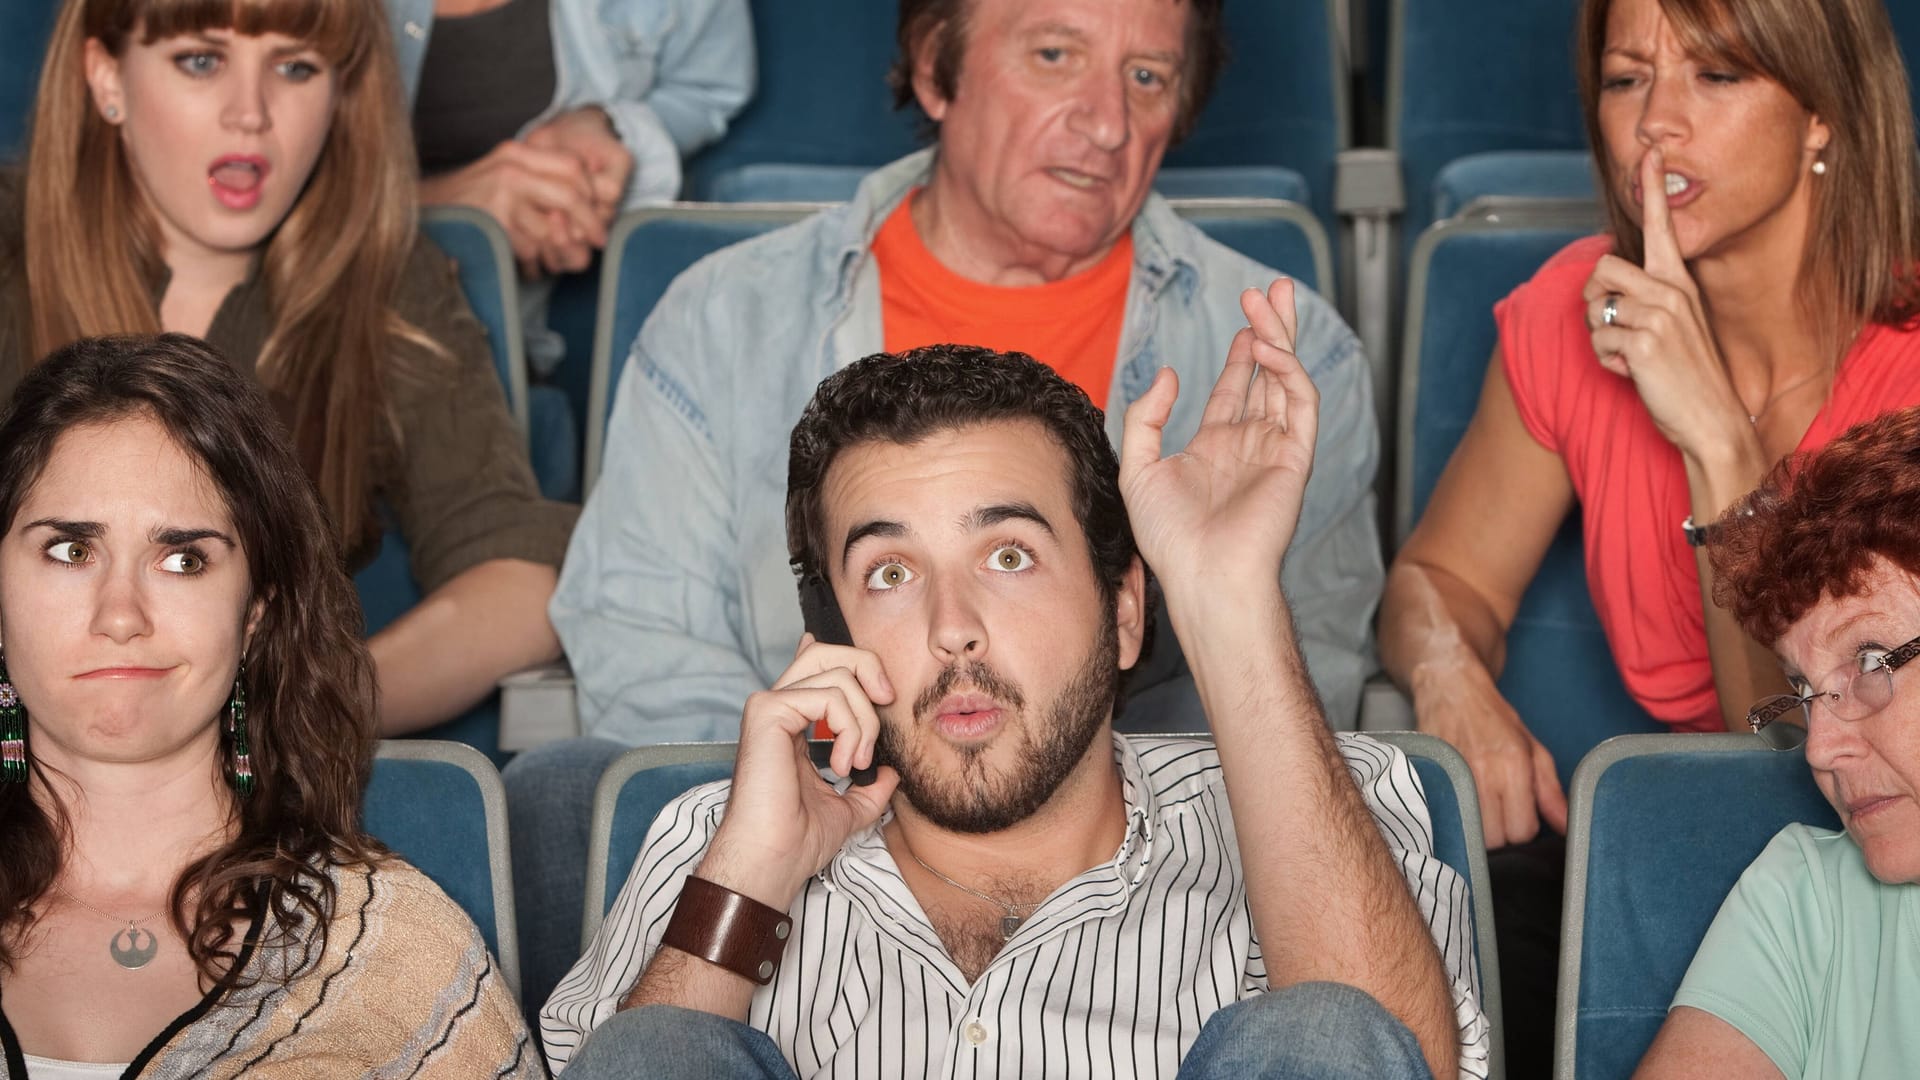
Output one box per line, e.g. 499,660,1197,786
1638,405,1920,1076
0,335,540,1077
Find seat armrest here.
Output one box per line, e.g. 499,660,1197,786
499,661,580,751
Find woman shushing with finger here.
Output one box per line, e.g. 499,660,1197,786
0,335,539,1077
1636,406,1920,1078
1379,0,1920,1069
1383,0,1920,848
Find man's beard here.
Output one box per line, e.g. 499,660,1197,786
878,616,1120,834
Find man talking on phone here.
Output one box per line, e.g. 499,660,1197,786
539,281,1490,1079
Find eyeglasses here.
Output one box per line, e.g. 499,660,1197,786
1747,633,1920,751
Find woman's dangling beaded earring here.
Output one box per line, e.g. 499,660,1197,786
226,668,254,798
0,654,24,784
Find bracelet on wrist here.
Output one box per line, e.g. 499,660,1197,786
660,875,793,985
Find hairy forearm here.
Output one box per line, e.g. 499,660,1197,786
369,558,563,735
1173,587,1456,1075
618,841,806,1021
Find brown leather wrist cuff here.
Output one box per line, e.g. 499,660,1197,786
660,875,793,985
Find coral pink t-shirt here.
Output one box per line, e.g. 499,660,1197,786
1497,236,1920,730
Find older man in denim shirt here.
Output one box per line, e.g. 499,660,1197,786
517,0,1384,1016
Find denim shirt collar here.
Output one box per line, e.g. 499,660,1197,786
817,149,1201,325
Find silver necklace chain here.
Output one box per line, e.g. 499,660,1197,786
53,883,165,970
899,841,1038,942
1746,365,1831,426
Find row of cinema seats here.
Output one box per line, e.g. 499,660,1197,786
388,728,1838,1080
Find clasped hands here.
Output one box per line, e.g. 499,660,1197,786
693,279,1323,909
420,106,633,279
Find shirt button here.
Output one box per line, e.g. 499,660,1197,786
403,20,425,39
963,1020,990,1046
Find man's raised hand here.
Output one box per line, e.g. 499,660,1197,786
1118,278,1319,601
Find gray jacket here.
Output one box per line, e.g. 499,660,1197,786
552,150,1383,742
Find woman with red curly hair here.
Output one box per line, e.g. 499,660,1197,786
1635,405,1920,1076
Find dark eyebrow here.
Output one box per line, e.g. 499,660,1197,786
24,517,102,538
17,519,234,550
153,527,236,550
969,502,1056,536
841,520,908,572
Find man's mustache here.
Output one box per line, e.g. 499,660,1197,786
912,661,1028,722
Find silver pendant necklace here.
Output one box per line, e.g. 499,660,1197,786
55,884,164,970
900,842,1037,942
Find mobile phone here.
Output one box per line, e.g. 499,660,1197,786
799,574,880,786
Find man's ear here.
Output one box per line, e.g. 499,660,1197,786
909,20,952,123
83,37,127,125
1114,556,1147,671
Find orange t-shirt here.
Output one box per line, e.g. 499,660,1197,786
1498,235,1920,730
872,191,1133,410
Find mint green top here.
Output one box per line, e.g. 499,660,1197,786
1673,823,1920,1078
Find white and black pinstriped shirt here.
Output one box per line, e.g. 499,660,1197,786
542,734,1493,1078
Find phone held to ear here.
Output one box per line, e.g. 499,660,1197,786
799,575,880,787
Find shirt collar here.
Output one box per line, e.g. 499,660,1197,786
822,150,1198,309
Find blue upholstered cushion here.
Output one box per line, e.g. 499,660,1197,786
1393,0,1587,238
364,753,506,960
1431,150,1596,222
1570,740,1839,1079
601,760,733,915
0,0,57,161
704,163,1313,207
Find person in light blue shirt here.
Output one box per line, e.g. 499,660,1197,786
1637,405,1920,1078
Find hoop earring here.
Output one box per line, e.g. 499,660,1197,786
226,667,254,798
0,654,23,785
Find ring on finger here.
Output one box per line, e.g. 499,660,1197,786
1601,293,1621,327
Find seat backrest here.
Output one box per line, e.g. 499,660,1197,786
583,742,742,948
1893,4,1920,124
707,163,1313,206
1159,0,1347,238
1397,212,1661,781
1389,0,1587,238
1556,734,1841,1080
583,199,1332,493
1370,730,1504,1080
366,739,521,999
0,0,59,161
420,207,529,434
582,732,1502,1063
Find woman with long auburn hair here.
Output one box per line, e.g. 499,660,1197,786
1378,0,1920,1070
0,334,539,1076
0,0,577,736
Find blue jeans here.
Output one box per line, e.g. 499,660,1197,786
503,735,633,1028
560,982,1434,1079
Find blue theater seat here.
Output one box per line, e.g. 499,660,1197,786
581,732,1504,1078
1397,210,1661,782
366,739,523,1000
0,0,58,161
1555,734,1840,1080
705,163,1313,206
584,200,1334,491
1389,0,1588,242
